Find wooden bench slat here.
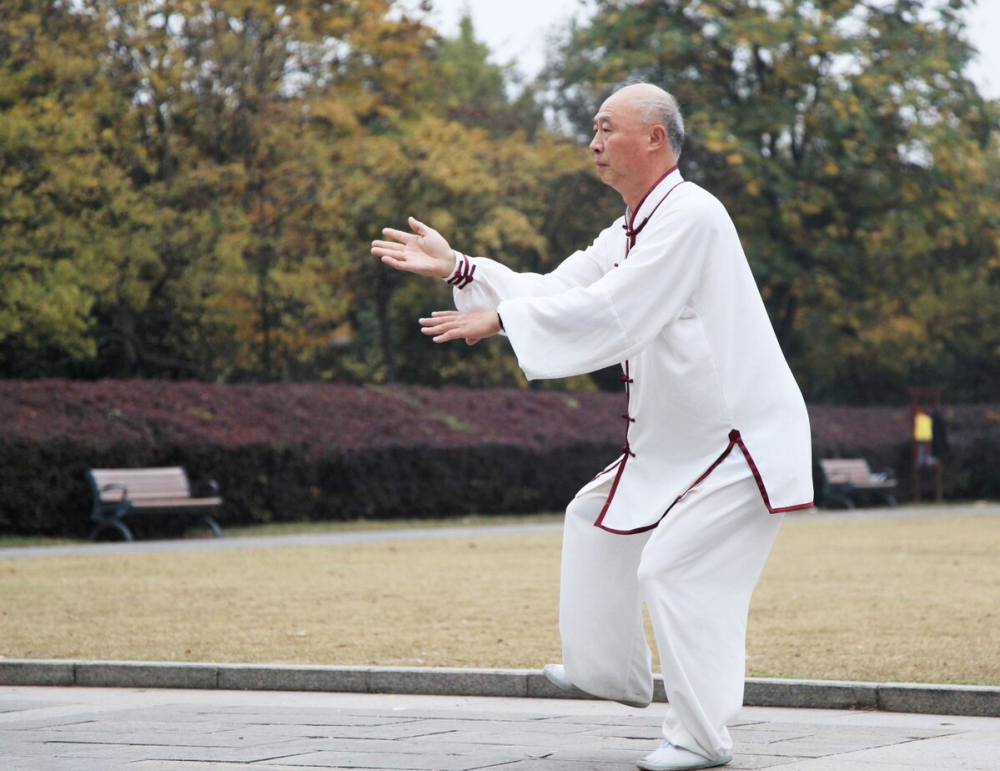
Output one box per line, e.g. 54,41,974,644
92,468,191,499
126,497,223,509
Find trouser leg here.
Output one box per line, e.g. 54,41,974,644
637,452,783,759
559,487,654,707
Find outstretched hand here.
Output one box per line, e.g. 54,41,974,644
372,217,455,279
420,311,502,346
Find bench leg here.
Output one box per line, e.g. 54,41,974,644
201,515,223,538
171,514,223,539
90,520,134,542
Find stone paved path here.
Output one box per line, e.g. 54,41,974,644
3,686,999,771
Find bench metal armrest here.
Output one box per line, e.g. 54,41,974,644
100,483,130,500
193,479,221,497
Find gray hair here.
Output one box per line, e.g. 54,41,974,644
613,82,685,159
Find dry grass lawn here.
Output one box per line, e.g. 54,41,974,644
1,512,997,685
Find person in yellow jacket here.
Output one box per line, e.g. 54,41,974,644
914,410,934,467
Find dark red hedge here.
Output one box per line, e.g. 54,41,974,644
0,380,625,452
1,380,997,538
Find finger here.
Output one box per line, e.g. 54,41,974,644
380,255,407,269
420,318,463,337
429,311,459,318
408,216,429,234
419,317,454,330
422,326,458,343
381,228,415,243
466,338,480,346
433,330,463,343
371,239,405,251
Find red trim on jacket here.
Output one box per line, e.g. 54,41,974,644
731,430,815,514
623,172,684,253
593,429,813,535
627,166,679,230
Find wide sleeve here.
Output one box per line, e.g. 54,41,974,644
498,195,715,380
449,226,616,313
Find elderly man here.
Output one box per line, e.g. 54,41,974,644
371,83,813,771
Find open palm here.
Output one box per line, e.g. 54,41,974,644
371,217,455,279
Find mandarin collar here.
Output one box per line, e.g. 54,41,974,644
626,166,682,228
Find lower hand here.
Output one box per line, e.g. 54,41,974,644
420,310,502,345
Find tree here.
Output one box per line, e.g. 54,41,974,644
1,0,447,381
90,0,441,381
0,1,157,373
543,0,1000,403
334,11,599,387
431,11,545,136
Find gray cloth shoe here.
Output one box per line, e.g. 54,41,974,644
542,664,649,709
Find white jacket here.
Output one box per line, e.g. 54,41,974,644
448,169,814,533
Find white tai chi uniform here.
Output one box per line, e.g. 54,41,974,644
445,168,813,760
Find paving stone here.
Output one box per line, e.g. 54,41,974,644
51,740,318,764
277,746,524,770
726,756,803,770
480,760,628,770
330,718,470,741
2,686,999,770
5,758,121,771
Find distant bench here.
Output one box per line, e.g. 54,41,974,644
819,458,898,509
87,467,223,542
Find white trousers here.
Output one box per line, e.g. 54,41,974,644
559,451,783,759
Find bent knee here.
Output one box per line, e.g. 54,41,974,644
565,490,607,526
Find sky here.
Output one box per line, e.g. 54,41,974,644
424,0,1000,100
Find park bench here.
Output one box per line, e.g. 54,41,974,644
818,458,898,509
87,467,223,542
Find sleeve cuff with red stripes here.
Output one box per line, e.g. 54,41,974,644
445,251,476,289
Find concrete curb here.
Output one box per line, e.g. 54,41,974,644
1,660,997,718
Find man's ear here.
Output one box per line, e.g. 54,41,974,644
648,124,668,151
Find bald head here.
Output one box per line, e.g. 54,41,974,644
608,83,685,160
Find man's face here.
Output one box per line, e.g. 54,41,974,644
590,94,648,197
